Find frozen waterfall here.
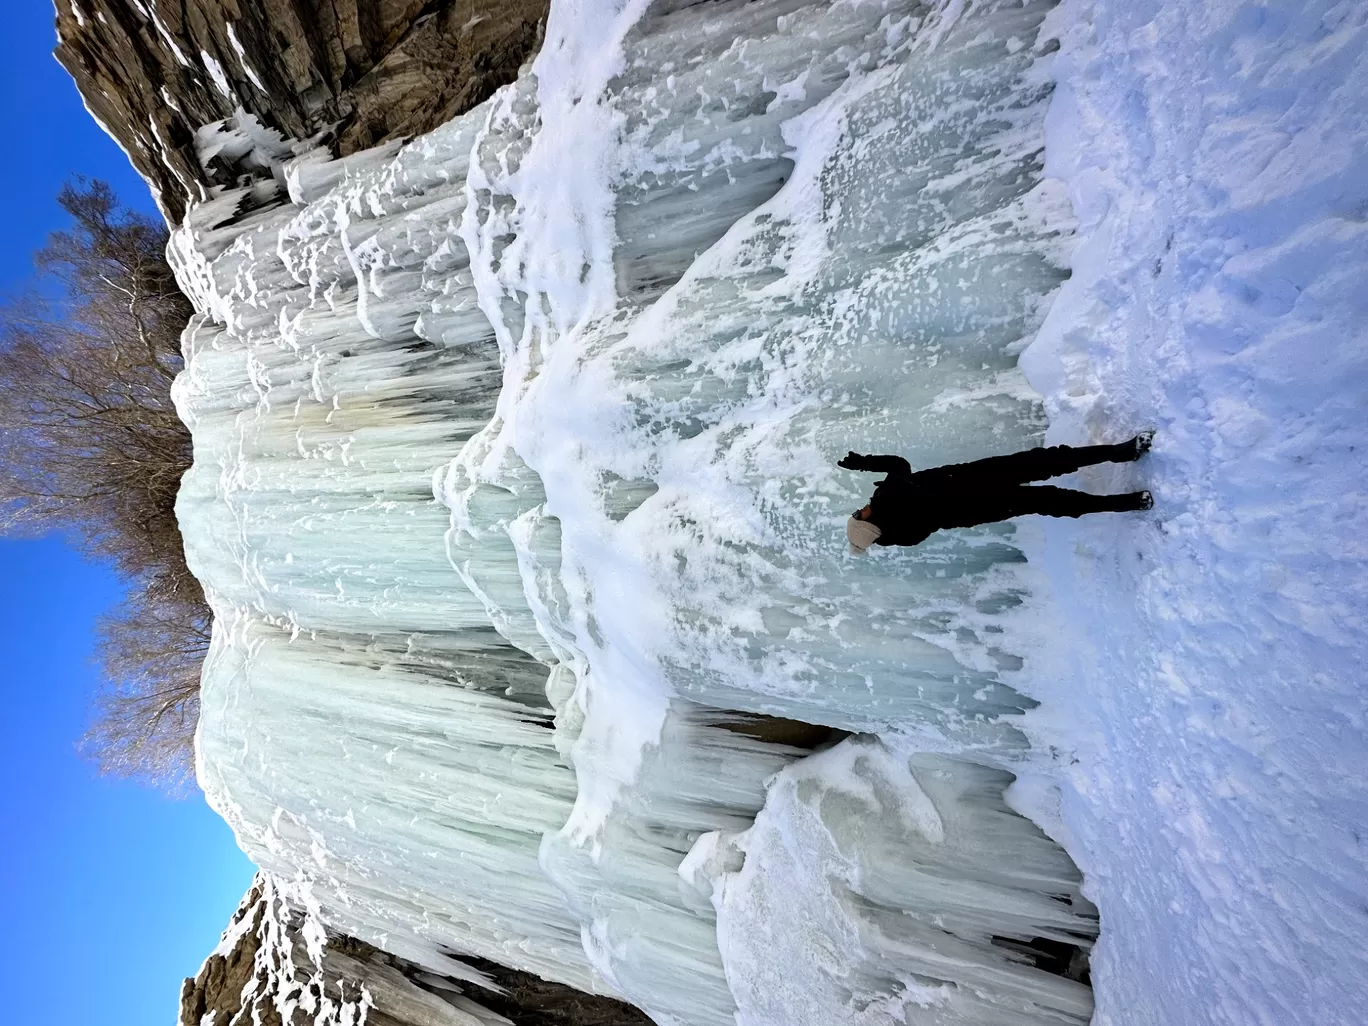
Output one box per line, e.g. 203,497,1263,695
173,1,1100,1023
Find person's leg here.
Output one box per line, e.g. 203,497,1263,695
954,435,1151,486
1006,484,1152,518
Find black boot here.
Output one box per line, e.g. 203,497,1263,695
1125,430,1155,460
1118,490,1153,511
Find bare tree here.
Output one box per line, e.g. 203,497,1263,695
84,587,210,789
0,179,207,791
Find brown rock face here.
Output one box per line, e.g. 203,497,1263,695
54,0,549,222
180,875,654,1026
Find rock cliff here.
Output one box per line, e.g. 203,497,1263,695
180,875,653,1026
54,0,548,222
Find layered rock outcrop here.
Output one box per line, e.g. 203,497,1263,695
180,875,652,1026
54,0,548,222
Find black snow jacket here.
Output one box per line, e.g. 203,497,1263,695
840,453,991,546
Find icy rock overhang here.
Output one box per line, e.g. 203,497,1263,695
172,0,1100,1024
180,873,653,1026
53,0,549,222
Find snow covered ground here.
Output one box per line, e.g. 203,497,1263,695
1018,1,1368,1023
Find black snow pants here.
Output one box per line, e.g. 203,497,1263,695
934,442,1148,521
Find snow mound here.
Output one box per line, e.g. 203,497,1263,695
1018,2,1368,1023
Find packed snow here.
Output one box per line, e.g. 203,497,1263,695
1016,1,1368,1023
158,0,1368,1024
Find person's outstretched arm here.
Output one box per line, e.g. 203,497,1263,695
837,452,912,477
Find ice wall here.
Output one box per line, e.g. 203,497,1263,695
175,1,1098,1023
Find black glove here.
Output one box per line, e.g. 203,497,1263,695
837,451,864,470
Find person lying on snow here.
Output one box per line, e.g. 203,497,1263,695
842,433,1154,554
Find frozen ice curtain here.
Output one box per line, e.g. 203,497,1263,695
176,2,1097,1024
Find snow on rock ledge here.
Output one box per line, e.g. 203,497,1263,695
179,874,653,1026
53,0,549,221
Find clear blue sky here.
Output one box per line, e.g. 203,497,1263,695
1,4,257,1025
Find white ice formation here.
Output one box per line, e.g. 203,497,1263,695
173,1,1104,1024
